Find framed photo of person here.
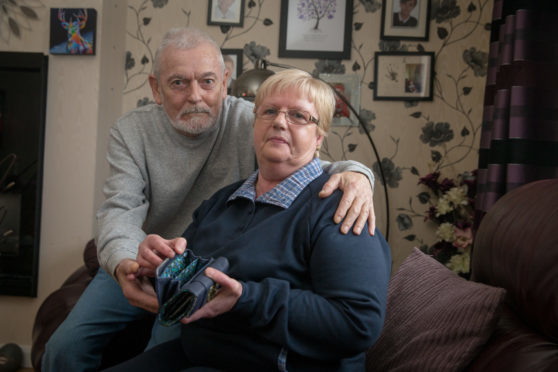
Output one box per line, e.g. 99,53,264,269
373,51,435,101
278,0,353,59
207,0,245,27
320,73,361,126
221,48,243,93
380,0,430,41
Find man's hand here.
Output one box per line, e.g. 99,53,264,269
116,258,159,313
319,172,375,235
136,234,187,277
181,268,242,325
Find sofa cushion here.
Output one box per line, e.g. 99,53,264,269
366,248,506,371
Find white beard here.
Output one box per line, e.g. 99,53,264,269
169,112,216,136
165,101,222,137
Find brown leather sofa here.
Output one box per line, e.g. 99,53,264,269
468,178,558,370
31,179,558,371
31,240,154,371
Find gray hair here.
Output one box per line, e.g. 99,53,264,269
152,27,225,80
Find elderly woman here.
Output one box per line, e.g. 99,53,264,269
105,70,391,371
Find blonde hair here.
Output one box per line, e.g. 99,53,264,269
254,69,336,137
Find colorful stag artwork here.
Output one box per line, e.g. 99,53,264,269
49,8,96,55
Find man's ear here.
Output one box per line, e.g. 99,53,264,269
149,74,163,105
222,69,230,98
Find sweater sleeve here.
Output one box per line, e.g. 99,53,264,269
319,159,375,192
96,125,150,278
232,194,391,360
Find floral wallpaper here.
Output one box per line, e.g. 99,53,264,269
122,0,493,271
0,0,43,43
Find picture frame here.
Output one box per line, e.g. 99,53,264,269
207,0,245,27
320,73,361,126
380,0,430,41
49,8,97,55
373,51,435,101
221,48,243,93
278,0,353,59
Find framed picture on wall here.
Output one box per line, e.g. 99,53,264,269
278,0,353,59
49,8,97,55
373,51,435,101
380,0,430,41
221,48,243,93
207,0,245,27
320,73,361,126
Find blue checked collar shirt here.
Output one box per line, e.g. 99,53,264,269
228,158,323,208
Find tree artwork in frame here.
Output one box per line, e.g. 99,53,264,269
279,0,353,59
373,52,435,101
207,0,245,27
381,0,431,41
320,74,361,126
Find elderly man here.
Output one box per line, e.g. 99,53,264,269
42,27,376,371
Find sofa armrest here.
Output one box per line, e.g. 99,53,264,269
31,275,92,370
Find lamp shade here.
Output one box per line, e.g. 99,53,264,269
230,59,275,101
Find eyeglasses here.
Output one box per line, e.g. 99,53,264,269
256,107,319,126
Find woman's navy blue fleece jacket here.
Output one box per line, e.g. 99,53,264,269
180,172,391,371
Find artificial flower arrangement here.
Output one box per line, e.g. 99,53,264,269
418,170,477,276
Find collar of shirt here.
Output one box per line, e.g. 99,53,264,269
228,158,323,209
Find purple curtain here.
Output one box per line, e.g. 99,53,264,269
475,0,558,225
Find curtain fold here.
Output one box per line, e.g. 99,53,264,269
475,0,558,225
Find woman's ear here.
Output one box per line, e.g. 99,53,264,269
316,134,324,148
315,134,324,158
